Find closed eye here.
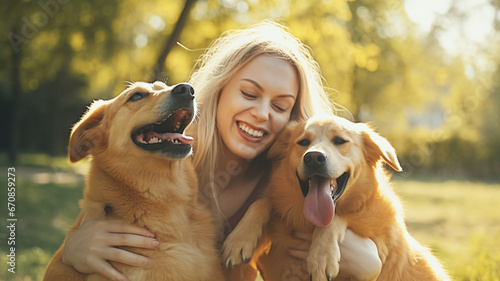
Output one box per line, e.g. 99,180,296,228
241,91,256,99
298,139,311,146
128,92,149,102
333,136,348,145
272,103,287,112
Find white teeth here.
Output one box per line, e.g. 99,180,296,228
145,137,182,144
238,123,264,138
175,121,181,131
148,137,163,144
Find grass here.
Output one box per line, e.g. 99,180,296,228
0,155,84,281
0,153,499,280
392,179,500,280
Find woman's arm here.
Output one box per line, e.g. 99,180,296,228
62,218,159,281
288,229,381,281
337,229,381,280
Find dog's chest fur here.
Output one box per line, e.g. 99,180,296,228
83,158,198,238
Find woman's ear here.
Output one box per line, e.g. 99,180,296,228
360,124,402,172
68,100,109,162
267,120,303,160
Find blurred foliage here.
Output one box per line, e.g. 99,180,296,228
1,0,499,178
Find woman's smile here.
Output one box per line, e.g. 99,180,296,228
237,121,267,141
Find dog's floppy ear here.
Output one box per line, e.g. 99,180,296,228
267,120,305,160
360,124,402,172
68,100,109,162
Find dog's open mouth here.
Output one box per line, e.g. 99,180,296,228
298,172,350,227
132,108,194,152
297,172,349,200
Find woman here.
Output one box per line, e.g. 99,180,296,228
62,21,381,281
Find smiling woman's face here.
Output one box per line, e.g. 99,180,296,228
216,54,299,160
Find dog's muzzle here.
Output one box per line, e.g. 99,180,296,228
131,83,196,158
297,150,350,202
297,150,350,227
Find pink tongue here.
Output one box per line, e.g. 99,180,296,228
303,176,335,227
153,132,193,144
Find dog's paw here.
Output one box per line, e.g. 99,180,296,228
221,225,261,267
307,242,341,281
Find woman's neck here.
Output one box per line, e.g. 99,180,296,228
215,149,269,220
217,148,268,191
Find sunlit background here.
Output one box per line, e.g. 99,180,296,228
1,0,500,280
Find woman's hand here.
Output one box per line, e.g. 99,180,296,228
288,229,381,281
287,231,313,260
338,229,381,281
62,217,159,281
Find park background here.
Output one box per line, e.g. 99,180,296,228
1,0,500,280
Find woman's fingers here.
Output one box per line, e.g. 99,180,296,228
99,247,150,268
103,220,156,238
62,217,159,279
106,232,159,249
287,231,313,260
287,248,309,260
292,231,313,241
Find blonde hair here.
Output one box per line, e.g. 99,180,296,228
188,20,334,210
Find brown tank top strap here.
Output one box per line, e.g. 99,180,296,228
224,171,270,237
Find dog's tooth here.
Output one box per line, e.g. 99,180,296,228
149,137,157,144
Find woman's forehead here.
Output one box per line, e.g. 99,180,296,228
236,55,299,95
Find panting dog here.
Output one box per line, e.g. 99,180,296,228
43,82,224,281
222,115,450,281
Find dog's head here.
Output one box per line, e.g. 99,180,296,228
68,81,196,163
268,115,402,227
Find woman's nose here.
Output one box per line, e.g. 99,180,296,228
250,102,270,122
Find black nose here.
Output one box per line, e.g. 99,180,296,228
304,151,327,169
171,83,194,100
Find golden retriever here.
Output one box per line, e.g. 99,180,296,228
43,81,224,281
222,115,450,281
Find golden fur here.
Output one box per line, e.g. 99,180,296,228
223,115,450,281
43,81,224,281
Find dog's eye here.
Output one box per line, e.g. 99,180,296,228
333,136,347,145
128,92,149,102
298,139,310,147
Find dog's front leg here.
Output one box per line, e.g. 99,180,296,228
221,197,272,267
307,216,347,281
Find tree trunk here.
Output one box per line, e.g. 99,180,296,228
154,0,196,81
9,29,22,165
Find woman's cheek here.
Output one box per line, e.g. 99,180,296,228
281,112,294,128
272,114,292,137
